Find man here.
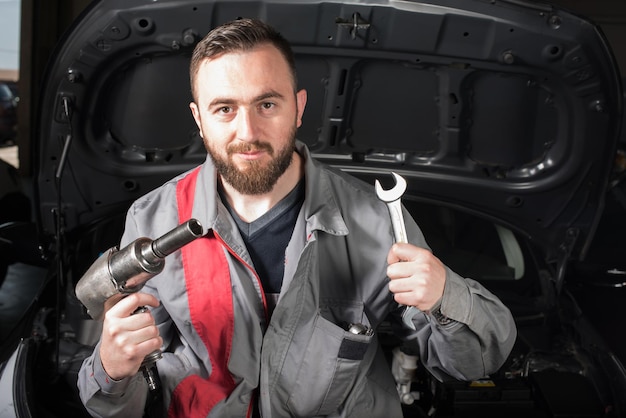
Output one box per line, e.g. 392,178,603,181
78,18,516,418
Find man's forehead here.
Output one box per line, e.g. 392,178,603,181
194,47,295,102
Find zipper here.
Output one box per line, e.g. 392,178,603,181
213,230,268,417
213,230,270,326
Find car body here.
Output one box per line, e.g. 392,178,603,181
0,81,18,145
0,0,625,417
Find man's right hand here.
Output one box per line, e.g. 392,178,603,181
99,292,162,381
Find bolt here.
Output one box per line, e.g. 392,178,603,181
549,15,562,29
502,51,515,64
67,69,80,83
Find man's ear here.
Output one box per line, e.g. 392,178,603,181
189,102,203,137
296,89,307,128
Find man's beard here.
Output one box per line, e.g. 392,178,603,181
206,129,297,195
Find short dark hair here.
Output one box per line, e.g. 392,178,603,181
190,18,297,101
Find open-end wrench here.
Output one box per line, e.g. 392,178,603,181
375,172,419,330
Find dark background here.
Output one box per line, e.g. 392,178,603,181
543,0,626,367
9,0,626,363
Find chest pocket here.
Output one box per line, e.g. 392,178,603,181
286,308,374,416
261,239,376,417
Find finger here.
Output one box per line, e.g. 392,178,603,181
387,257,435,281
387,276,418,294
387,260,412,280
388,279,426,308
112,322,161,347
387,243,432,264
135,335,164,356
393,291,425,308
106,292,160,318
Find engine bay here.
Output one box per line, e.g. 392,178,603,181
13,201,623,417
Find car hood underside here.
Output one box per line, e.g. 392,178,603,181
35,0,623,263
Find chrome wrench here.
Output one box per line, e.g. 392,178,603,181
375,172,419,330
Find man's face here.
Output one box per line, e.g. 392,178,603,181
189,43,307,195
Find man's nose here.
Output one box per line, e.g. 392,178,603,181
235,109,258,142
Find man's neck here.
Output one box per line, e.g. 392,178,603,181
220,152,304,223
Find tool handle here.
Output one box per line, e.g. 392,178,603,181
388,200,408,244
386,200,419,329
134,306,163,392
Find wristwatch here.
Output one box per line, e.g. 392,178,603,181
429,305,454,326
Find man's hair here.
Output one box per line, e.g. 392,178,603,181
190,18,298,100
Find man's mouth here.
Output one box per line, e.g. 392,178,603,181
237,149,265,161
229,142,273,161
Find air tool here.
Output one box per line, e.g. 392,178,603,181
75,218,203,392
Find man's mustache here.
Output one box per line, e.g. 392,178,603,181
227,141,273,155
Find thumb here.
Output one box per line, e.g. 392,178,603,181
105,292,159,318
387,242,431,264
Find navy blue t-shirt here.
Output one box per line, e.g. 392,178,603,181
219,180,305,294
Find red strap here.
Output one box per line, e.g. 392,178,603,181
168,168,236,418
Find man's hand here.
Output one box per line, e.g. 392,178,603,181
387,243,446,311
99,292,162,381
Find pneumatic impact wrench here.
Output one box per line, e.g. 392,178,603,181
75,219,203,392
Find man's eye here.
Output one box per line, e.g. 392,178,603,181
261,102,275,110
217,106,232,114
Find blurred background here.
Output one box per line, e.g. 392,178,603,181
0,0,19,168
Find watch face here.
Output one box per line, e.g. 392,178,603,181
432,308,453,326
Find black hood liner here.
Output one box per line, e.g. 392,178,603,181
36,0,623,263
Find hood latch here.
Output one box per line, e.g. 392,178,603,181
336,13,371,40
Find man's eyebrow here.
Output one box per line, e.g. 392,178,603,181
255,90,285,102
208,97,235,108
207,90,285,108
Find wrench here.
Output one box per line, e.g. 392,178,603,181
375,172,419,330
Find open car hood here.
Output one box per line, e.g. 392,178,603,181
35,0,622,263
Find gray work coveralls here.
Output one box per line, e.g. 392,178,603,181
78,141,516,417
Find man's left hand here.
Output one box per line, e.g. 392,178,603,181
386,243,446,311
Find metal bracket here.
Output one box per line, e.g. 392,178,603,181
336,13,371,40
